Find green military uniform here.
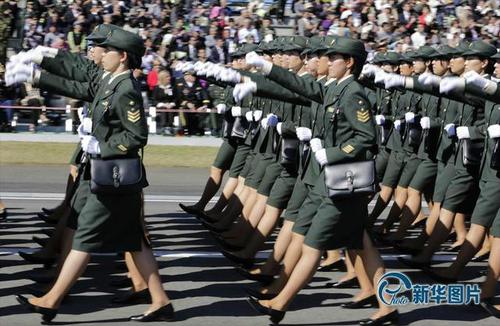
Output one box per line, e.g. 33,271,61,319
68,28,148,253
266,38,377,250
211,86,238,171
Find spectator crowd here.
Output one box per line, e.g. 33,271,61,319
0,0,498,135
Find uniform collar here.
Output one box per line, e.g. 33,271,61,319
316,75,326,82
108,70,131,85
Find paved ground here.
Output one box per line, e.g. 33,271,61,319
0,164,498,326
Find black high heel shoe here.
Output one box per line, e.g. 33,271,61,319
341,294,379,309
318,259,346,272
129,303,175,322
247,297,285,325
111,288,151,304
32,236,49,248
178,203,202,216
235,266,275,285
245,287,277,300
16,294,58,322
480,298,500,318
326,277,359,289
41,207,56,215
359,310,399,325
220,249,254,268
0,208,7,220
37,213,58,225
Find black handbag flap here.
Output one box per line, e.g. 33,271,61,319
324,160,376,191
91,157,143,188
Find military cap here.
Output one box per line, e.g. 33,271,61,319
283,36,308,52
324,37,367,63
99,27,145,58
412,46,437,60
399,51,415,63
233,43,259,58
448,41,470,57
428,45,455,59
315,35,338,53
87,24,120,43
492,51,500,59
462,40,498,58
256,41,267,54
381,51,401,65
302,36,322,55
372,52,386,65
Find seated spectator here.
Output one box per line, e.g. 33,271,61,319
208,37,228,64
175,71,209,136
67,22,86,54
237,18,259,44
19,82,44,133
152,70,177,135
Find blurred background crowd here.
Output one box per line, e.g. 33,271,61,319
0,0,498,135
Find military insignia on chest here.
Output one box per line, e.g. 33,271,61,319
357,107,370,123
342,144,355,154
127,107,141,123
327,106,335,113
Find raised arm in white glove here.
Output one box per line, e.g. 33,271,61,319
5,63,34,86
487,124,500,139
361,64,380,78
245,111,253,122
245,51,273,75
220,69,241,83
444,123,456,137
418,72,441,87
310,138,323,153
374,70,388,84
232,81,257,102
464,70,498,95
439,77,465,94
384,73,406,88
253,110,263,121
456,126,470,139
81,135,100,154
420,117,430,129
405,112,415,123
296,127,312,141
260,117,268,130
276,122,283,135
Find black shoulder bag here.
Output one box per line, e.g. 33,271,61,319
323,96,377,199
87,88,148,195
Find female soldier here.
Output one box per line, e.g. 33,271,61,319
242,37,398,325
16,28,173,322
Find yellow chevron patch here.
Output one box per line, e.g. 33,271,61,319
356,109,370,123
342,144,355,154
127,110,140,123
117,144,128,152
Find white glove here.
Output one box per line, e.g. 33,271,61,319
374,70,388,84
231,106,242,117
418,73,441,87
405,112,416,123
206,64,222,78
232,81,256,102
276,122,283,135
81,135,100,154
260,117,268,129
439,77,465,94
456,126,470,140
213,68,226,80
310,138,323,153
296,127,312,141
266,113,279,127
216,103,227,114
314,148,328,166
394,119,402,131
384,73,405,88
375,115,385,126
464,70,498,95
82,117,92,134
5,63,34,86
420,117,430,129
245,51,273,75
444,123,456,137
487,124,500,139
245,111,253,122
77,123,86,138
361,64,379,78
220,69,241,83
253,110,263,121
193,61,204,71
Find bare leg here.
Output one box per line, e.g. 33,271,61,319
480,236,500,300
131,241,170,313
30,250,91,309
125,252,148,291
320,249,342,266
241,188,258,220
474,234,491,259
336,250,357,283
261,244,322,311
451,213,467,248
350,250,374,301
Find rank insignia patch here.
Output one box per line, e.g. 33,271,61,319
356,109,370,123
127,109,140,123
342,144,355,153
